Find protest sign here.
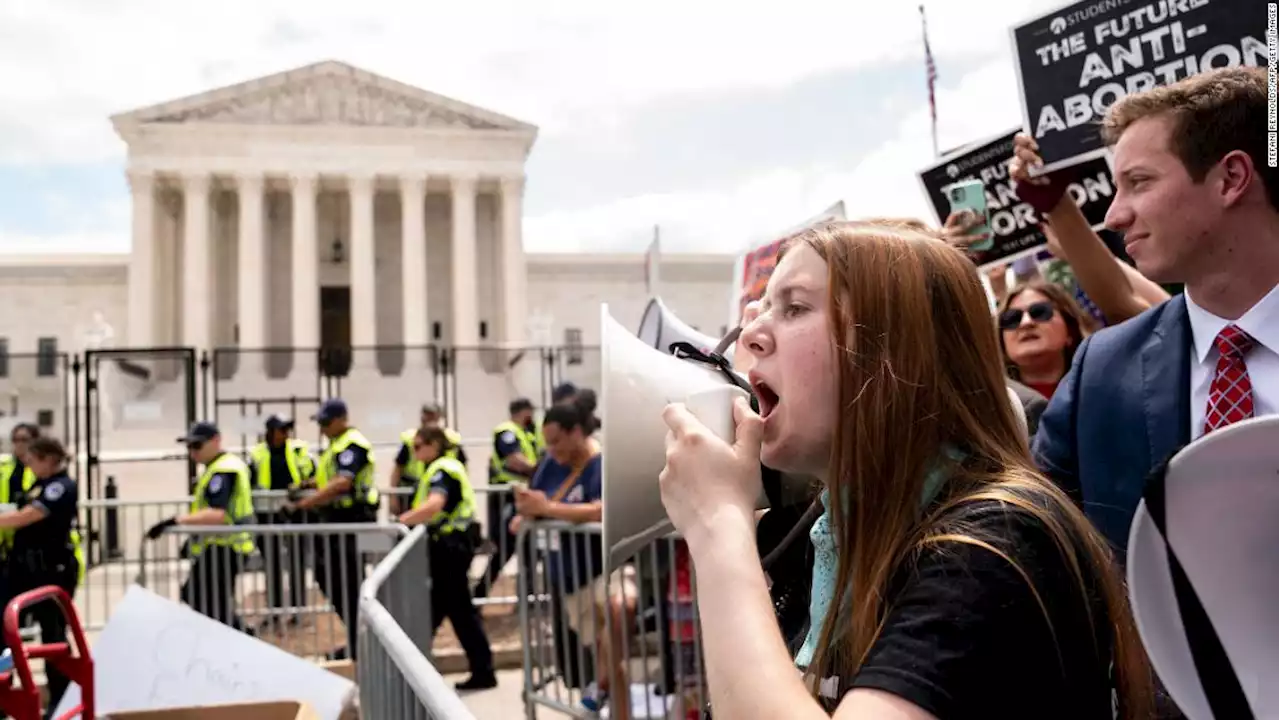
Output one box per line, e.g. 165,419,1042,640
917,128,1117,269
728,201,846,327
1011,0,1267,171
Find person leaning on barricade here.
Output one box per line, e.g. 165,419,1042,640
146,422,255,633
248,414,314,627
473,397,540,600
0,435,83,713
283,398,379,662
396,426,497,692
656,219,1156,718
390,403,466,516
511,404,636,719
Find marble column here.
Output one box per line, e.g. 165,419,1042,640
290,173,320,359
236,173,266,360
499,176,528,346
400,175,429,357
348,173,377,351
450,174,479,347
126,170,155,348
181,173,211,352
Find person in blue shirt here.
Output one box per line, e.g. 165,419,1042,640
512,404,636,717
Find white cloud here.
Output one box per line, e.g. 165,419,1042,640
526,51,1029,255
0,0,1068,255
0,0,1063,165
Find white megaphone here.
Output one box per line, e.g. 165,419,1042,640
637,297,735,363
602,303,761,570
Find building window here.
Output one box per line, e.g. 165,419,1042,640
0,338,8,379
564,328,583,365
36,409,54,428
36,337,57,377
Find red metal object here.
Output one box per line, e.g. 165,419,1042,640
0,586,94,720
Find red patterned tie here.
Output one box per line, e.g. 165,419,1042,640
1203,324,1256,435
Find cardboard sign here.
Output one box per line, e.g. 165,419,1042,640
1010,0,1268,171
917,128,1117,268
56,585,355,720
729,201,846,326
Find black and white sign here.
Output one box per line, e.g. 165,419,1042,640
1011,0,1268,171
917,128,1117,269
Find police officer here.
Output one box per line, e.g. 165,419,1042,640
248,414,314,623
397,426,497,691
473,398,541,599
146,422,255,631
0,423,39,553
390,403,467,515
0,436,83,714
286,398,378,661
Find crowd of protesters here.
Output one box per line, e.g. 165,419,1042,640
656,66,1275,720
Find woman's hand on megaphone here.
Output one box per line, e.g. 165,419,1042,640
659,396,764,554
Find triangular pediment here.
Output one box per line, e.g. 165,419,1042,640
112,60,535,132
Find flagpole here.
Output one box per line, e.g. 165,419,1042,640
919,4,940,158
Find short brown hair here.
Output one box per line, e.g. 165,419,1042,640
27,436,68,463
1101,66,1276,209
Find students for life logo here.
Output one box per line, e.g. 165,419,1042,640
1050,16,1068,34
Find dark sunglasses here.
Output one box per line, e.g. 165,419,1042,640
11,435,31,444
186,441,205,452
999,301,1057,331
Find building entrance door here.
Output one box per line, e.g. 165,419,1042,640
319,286,352,377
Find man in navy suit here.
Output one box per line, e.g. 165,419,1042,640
1034,67,1278,556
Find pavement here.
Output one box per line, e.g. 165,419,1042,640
449,669,535,719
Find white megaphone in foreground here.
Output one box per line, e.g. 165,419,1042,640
602,303,762,570
637,297,735,363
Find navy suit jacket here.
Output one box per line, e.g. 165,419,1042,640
1033,295,1192,557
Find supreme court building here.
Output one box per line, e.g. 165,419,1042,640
0,61,733,449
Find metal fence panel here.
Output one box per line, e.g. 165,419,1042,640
518,520,707,720
0,352,77,457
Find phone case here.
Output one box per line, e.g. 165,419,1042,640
944,180,993,251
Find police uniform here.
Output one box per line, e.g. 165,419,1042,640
312,425,379,660
395,426,467,511
411,454,495,684
474,420,539,598
249,433,314,613
0,468,82,709
181,451,255,630
0,455,34,553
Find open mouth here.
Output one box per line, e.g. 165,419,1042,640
753,380,779,419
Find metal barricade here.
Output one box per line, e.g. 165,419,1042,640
517,520,709,720
136,522,406,663
358,525,476,720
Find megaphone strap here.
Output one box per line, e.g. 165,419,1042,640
669,341,754,397
1144,458,1254,719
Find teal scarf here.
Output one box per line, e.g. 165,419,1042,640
794,456,955,669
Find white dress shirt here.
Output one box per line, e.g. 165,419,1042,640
1185,286,1280,440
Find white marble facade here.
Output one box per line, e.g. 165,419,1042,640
116,61,536,364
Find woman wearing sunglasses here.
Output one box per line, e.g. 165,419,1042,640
997,280,1097,400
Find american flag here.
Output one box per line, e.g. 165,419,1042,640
919,4,939,158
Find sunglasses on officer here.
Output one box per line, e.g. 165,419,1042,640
186,441,205,452
998,301,1057,331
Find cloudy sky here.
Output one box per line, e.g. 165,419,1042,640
0,0,1069,256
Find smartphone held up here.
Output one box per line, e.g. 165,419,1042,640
943,179,993,252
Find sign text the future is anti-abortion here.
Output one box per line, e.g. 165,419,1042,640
1012,0,1268,171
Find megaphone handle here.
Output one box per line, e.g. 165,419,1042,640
683,386,747,445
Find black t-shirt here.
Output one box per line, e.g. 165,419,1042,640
822,499,1114,719
13,472,78,560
